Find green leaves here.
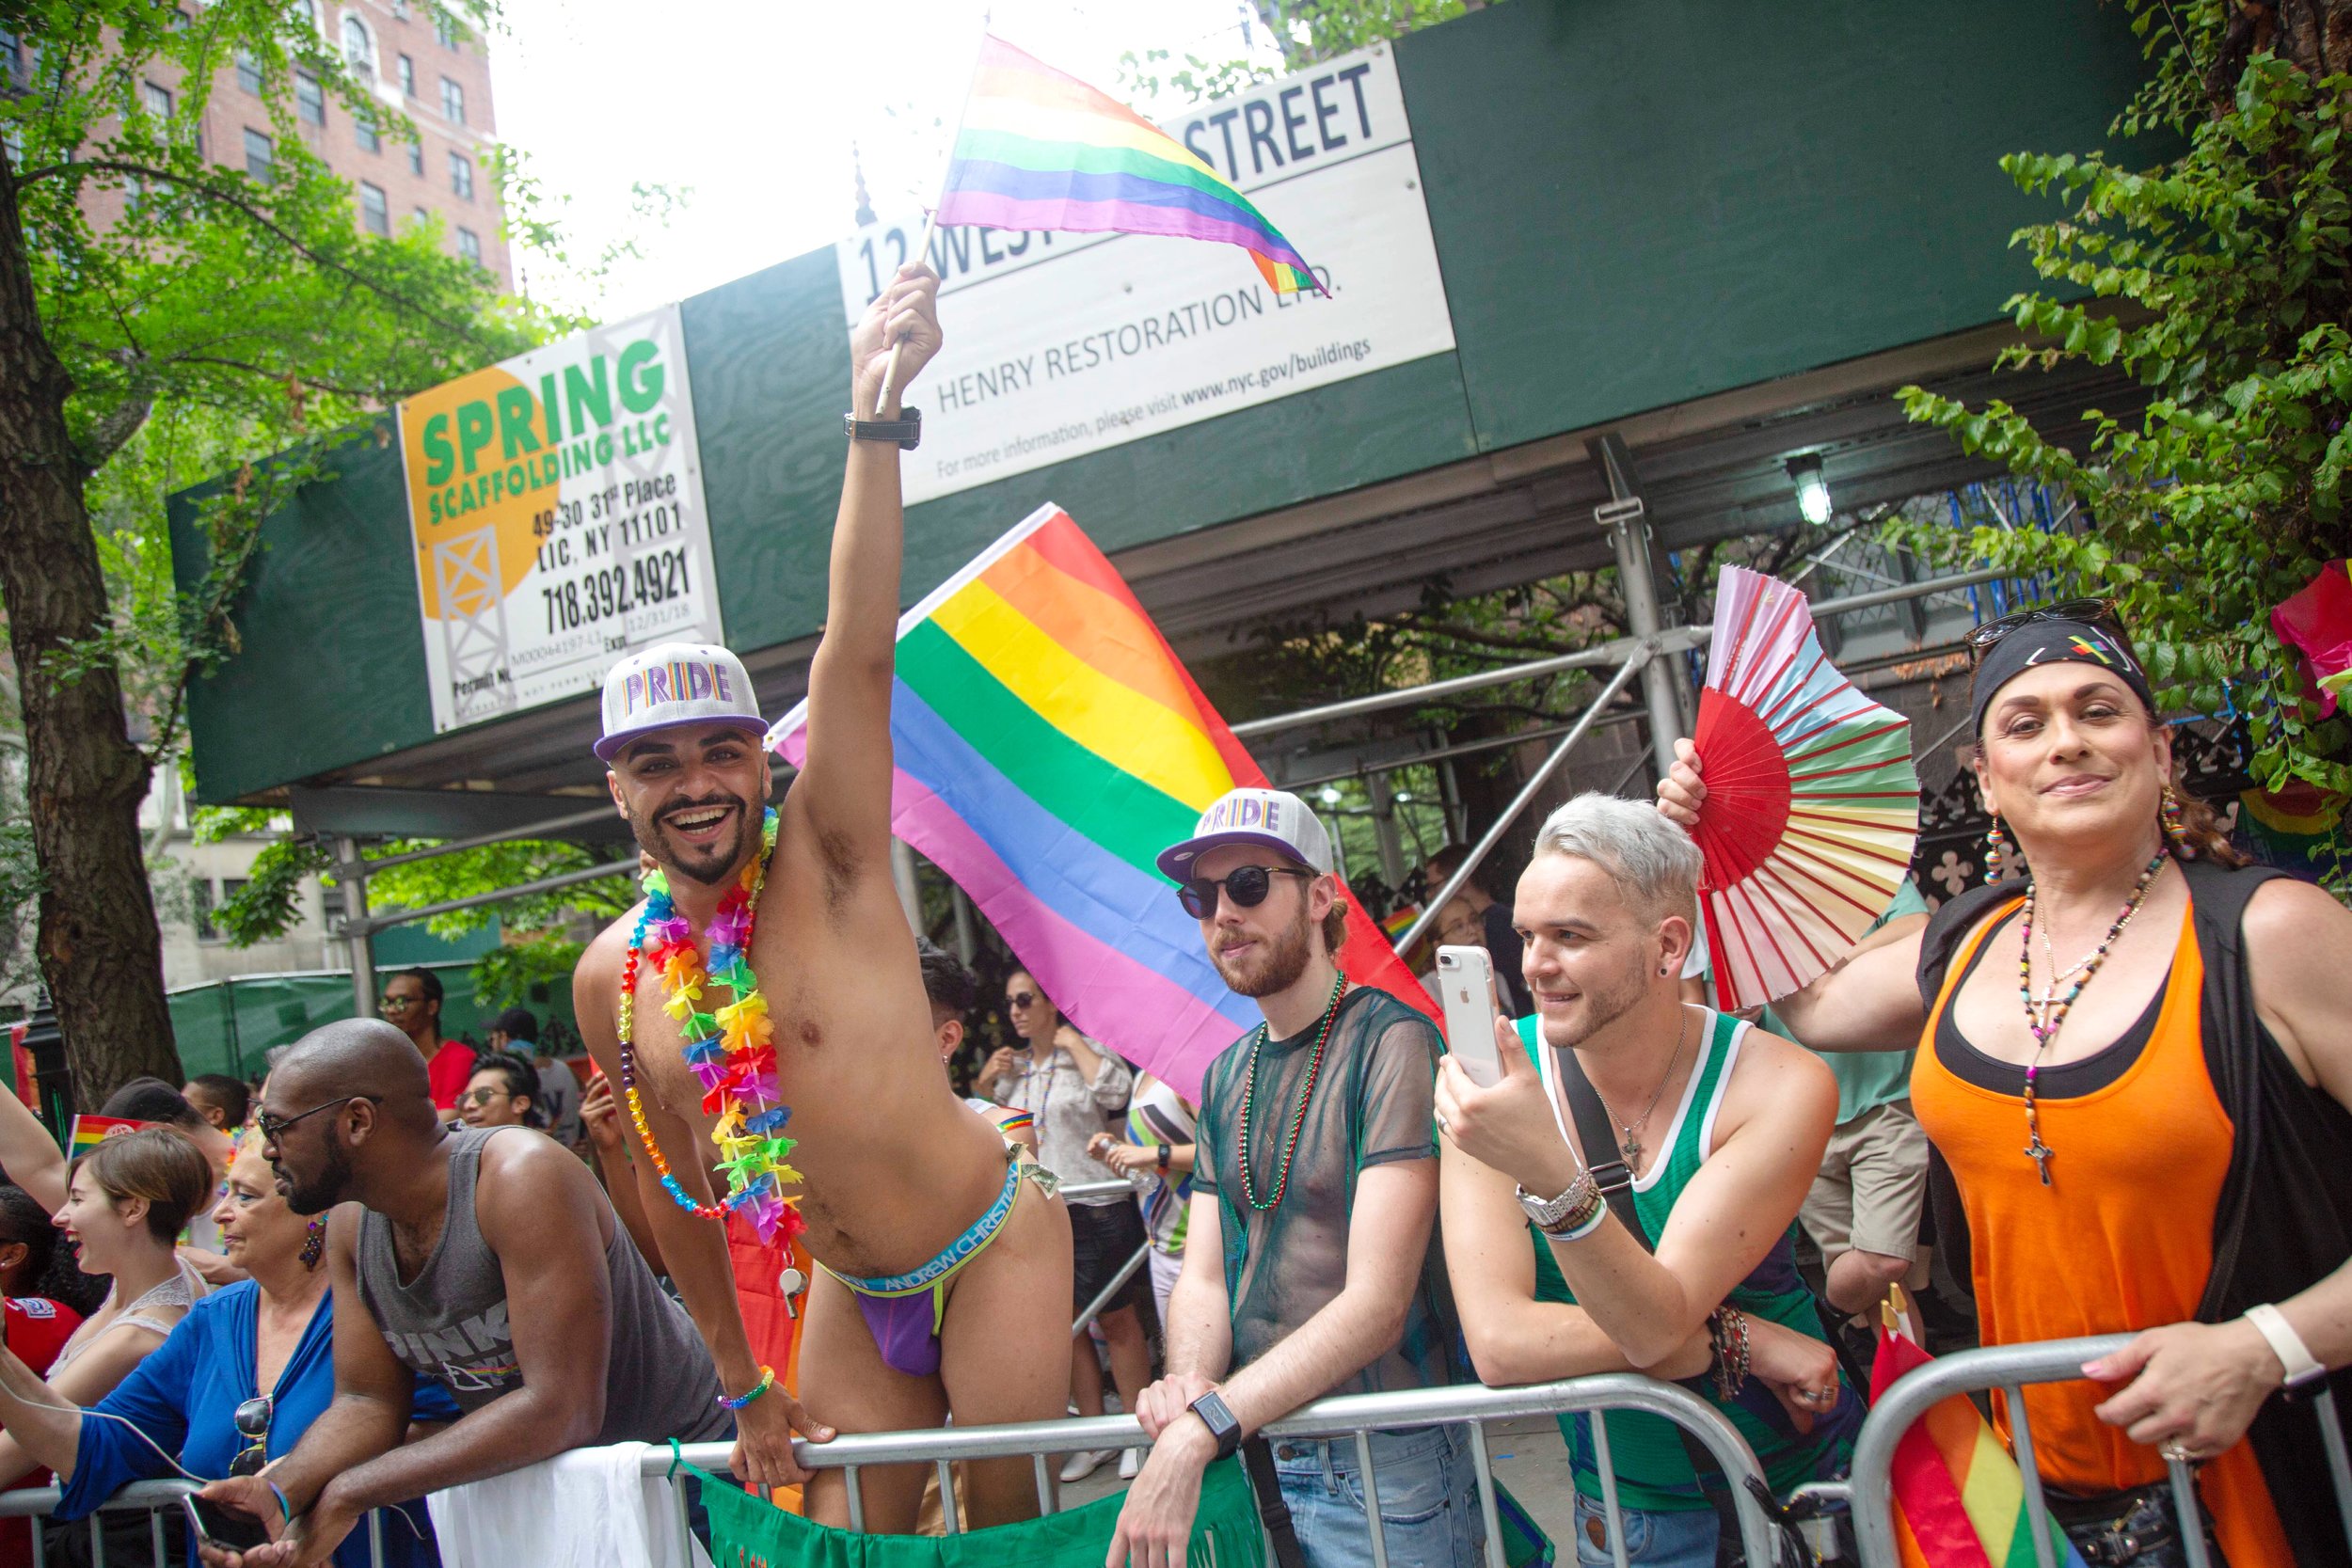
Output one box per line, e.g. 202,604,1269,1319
1899,8,2352,829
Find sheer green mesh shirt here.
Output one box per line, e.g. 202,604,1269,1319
1194,985,1464,1395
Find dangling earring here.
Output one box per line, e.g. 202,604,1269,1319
2161,784,2193,858
300,1217,326,1270
1984,814,2013,883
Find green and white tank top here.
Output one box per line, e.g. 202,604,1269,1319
1513,1008,1859,1512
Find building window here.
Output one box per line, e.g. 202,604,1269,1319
142,80,171,120
0,33,19,85
435,10,458,47
296,0,318,26
195,880,217,942
359,181,389,234
244,127,273,182
396,52,413,95
439,76,463,124
355,115,379,152
389,0,407,17
448,150,470,199
236,48,262,93
456,226,480,263
294,71,325,126
342,15,373,72
406,138,422,175
410,204,429,229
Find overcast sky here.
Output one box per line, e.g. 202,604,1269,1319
487,0,1283,320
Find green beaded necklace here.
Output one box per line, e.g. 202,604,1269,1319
1236,973,1349,1212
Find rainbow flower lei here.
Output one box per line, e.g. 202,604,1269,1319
617,807,805,1246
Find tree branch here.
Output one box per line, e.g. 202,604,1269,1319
18,157,494,347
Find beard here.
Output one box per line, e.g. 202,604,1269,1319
1536,950,1651,1052
623,789,761,887
1213,899,1315,999
275,1134,354,1217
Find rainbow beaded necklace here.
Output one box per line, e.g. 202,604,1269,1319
618,807,805,1245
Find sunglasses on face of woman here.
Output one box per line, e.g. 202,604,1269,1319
1175,863,1312,920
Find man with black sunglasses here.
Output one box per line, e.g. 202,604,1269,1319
1111,788,1478,1568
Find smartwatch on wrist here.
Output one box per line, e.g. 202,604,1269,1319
843,405,922,450
1187,1389,1243,1461
1156,1143,1172,1172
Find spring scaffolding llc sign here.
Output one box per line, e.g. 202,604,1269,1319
395,305,723,734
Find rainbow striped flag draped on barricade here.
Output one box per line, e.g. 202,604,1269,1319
1871,1313,2090,1568
766,505,1432,1101
933,35,1326,296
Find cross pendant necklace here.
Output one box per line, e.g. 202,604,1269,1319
1604,1007,1689,1168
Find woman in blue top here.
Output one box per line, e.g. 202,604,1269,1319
0,1137,458,1567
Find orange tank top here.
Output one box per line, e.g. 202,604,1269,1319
1912,897,2292,1566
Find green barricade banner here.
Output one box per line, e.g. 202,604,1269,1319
691,1456,1266,1568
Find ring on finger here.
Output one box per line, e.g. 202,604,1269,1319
1434,1110,1451,1132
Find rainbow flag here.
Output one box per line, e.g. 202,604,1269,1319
1872,1320,2089,1568
67,1115,155,1158
934,35,1327,296
766,505,1429,1100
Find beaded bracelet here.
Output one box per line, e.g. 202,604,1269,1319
717,1365,777,1411
1554,1196,1609,1242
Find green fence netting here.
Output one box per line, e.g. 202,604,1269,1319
165,962,586,1082
690,1457,1264,1568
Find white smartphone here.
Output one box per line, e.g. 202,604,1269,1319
1437,944,1504,1086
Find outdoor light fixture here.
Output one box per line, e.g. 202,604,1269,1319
1320,785,1343,806
1787,453,1833,526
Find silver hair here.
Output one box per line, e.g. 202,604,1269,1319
1529,792,1703,919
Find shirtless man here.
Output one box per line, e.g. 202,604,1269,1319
572,263,1073,1531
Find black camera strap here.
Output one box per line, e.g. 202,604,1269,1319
1239,1437,1309,1568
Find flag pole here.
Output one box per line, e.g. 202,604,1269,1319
873,17,991,418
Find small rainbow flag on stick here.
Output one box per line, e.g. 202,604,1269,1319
1872,1290,2090,1568
767,505,1428,1101
67,1116,155,1158
934,35,1327,297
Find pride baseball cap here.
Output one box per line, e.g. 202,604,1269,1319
594,642,765,761
1156,787,1333,879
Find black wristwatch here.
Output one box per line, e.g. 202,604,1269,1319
1187,1389,1243,1461
843,405,922,449
1156,1143,1172,1172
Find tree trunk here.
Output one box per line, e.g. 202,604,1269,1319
0,158,181,1107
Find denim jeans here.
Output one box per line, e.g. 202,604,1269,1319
2050,1485,2230,1568
1569,1491,1728,1568
1269,1424,1485,1568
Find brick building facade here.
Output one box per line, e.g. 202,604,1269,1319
62,0,512,289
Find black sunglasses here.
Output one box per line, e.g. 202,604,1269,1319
1176,864,1312,920
257,1094,382,1143
229,1394,272,1477
1963,598,2123,663
1005,990,1039,1009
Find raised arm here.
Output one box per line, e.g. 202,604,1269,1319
0,1082,67,1211
572,942,827,1494
791,264,942,864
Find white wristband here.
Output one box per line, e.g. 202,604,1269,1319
2244,1303,2328,1390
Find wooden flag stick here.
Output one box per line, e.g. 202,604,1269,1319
872,204,945,418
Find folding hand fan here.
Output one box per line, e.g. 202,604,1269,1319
1690,566,1921,1010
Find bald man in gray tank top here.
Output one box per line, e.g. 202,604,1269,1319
195,1020,731,1566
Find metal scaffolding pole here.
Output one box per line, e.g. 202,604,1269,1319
1365,771,1407,887
1595,436,1688,778
890,839,924,933
1395,650,1649,954
337,837,375,1021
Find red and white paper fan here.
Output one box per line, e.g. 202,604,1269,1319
1690,566,1921,1010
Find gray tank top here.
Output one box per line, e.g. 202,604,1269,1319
355,1126,732,1445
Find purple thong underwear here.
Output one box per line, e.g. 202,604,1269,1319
854,1290,942,1379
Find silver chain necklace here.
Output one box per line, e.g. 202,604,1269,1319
1597,1006,1690,1166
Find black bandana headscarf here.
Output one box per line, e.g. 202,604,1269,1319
1969,618,2156,740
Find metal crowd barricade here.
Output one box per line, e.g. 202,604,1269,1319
656,1371,1786,1568
1057,1178,1153,1339
1843,1333,2352,1568
0,1478,398,1568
